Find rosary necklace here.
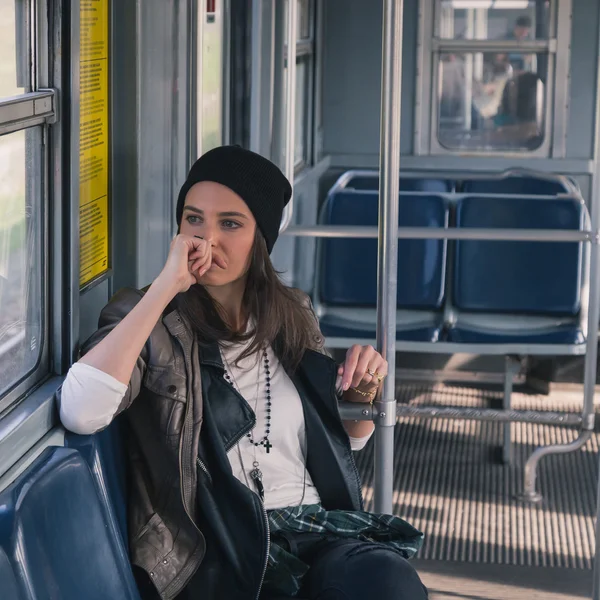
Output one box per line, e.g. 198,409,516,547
222,347,272,502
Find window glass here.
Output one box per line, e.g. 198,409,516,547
437,51,545,151
437,0,550,41
298,0,311,39
0,129,43,397
284,1,312,40
294,58,308,166
198,0,223,155
0,0,29,97
283,58,310,169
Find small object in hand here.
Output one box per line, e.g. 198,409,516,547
250,462,265,502
194,235,204,239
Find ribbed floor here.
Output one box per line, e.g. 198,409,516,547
354,384,600,569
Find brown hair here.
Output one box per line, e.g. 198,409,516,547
175,229,323,372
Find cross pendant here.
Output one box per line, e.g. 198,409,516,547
263,440,272,453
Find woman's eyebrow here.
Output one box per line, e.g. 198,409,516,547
218,211,248,220
183,206,248,220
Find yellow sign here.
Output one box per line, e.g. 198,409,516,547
79,0,110,287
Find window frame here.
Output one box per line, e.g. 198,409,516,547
284,0,316,175
415,0,572,158
0,0,55,414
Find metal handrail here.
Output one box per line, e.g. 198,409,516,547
283,225,594,242
338,402,584,427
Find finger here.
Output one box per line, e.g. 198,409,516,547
190,256,210,273
189,239,210,259
341,345,361,391
361,356,387,388
351,345,377,388
189,245,211,271
189,247,212,275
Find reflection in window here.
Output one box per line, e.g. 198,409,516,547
0,0,29,97
0,129,42,396
438,0,550,41
438,51,545,151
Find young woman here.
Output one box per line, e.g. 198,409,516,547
59,146,426,600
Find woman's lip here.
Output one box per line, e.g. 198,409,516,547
211,257,227,269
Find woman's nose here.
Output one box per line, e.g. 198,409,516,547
197,221,218,243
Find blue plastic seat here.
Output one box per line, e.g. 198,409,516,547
462,175,571,196
65,417,129,548
448,195,586,346
317,189,448,343
0,446,141,600
344,173,452,193
66,422,304,600
0,547,23,600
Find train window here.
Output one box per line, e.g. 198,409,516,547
0,128,44,401
283,0,315,172
437,52,546,151
0,1,53,411
295,58,309,165
437,1,550,40
417,0,570,156
297,0,312,40
0,0,30,97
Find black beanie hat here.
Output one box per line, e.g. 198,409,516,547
176,145,292,253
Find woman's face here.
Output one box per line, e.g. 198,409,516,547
179,181,257,287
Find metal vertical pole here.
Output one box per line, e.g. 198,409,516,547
589,8,600,600
374,0,403,515
279,0,297,233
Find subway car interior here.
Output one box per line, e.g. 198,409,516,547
3,0,600,598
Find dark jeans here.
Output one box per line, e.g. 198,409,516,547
268,533,428,600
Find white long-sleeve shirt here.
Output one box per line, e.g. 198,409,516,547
60,341,372,510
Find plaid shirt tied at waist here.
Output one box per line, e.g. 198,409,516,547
263,504,424,597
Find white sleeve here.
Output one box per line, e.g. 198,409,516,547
349,428,375,451
59,362,128,435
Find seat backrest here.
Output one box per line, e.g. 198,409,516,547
344,174,451,193
319,190,448,309
454,195,584,315
65,417,129,548
0,547,24,600
462,175,569,196
0,446,140,600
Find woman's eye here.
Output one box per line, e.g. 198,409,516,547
186,215,201,224
222,220,240,229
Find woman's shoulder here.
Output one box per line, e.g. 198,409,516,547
98,285,176,327
286,286,312,309
96,287,150,325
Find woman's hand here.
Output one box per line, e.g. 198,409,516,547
337,344,388,402
156,234,213,294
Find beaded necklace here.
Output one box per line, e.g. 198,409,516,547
222,347,271,502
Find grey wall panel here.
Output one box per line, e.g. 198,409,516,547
567,0,599,160
111,0,138,293
321,0,417,160
79,280,109,345
271,158,331,293
136,1,180,289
